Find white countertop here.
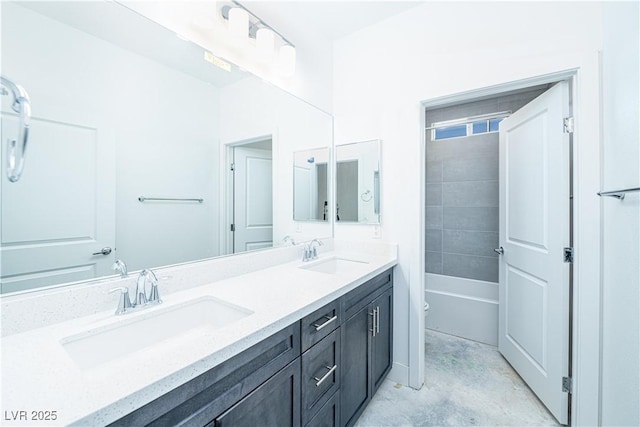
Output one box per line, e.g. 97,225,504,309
1,249,396,426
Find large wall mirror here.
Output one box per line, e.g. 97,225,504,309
293,148,330,222
335,140,381,224
0,1,333,294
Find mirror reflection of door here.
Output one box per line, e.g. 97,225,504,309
293,148,330,221
316,163,328,220
232,140,273,253
336,160,358,221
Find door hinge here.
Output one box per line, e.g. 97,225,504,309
562,376,573,393
230,224,235,232
563,117,574,134
230,162,235,171
563,247,574,263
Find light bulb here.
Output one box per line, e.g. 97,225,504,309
279,44,296,76
256,28,275,62
228,7,248,39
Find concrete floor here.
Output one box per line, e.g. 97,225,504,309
355,329,561,426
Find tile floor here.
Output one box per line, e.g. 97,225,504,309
355,329,561,426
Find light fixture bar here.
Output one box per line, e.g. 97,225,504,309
222,1,295,48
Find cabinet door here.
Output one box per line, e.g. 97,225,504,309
371,288,393,394
340,305,372,427
214,359,301,427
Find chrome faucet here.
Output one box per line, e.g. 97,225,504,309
146,269,162,304
108,287,132,315
134,270,150,306
111,259,128,278
302,239,323,262
135,269,162,306
109,268,161,315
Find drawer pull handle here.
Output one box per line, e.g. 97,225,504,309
369,309,377,337
313,365,337,387
313,315,337,332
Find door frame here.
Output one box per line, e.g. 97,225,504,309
220,135,273,255
420,65,602,426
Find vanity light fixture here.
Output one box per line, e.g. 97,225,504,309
279,44,296,77
220,1,296,76
228,7,249,39
256,27,275,62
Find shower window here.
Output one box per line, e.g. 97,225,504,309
430,112,509,141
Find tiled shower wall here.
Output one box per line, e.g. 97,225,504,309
425,88,547,283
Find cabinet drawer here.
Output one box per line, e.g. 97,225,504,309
301,298,340,352
301,329,341,425
342,269,392,320
305,390,340,427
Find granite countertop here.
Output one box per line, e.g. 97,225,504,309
0,249,397,426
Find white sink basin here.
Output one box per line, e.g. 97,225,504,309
61,296,253,370
300,257,369,274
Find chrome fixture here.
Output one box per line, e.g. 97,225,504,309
146,270,162,304
136,269,161,305
302,239,323,262
313,364,337,387
112,259,128,278
138,196,204,203
108,268,161,315
597,186,640,200
494,247,504,255
108,287,133,315
1,76,32,183
219,1,296,76
282,235,296,246
93,247,112,256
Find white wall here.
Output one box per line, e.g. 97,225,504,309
333,3,605,422
600,2,640,425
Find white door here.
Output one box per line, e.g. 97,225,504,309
1,113,116,293
233,147,273,253
498,82,570,424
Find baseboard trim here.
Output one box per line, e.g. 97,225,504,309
387,361,412,388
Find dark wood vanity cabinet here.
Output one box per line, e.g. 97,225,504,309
340,272,393,427
371,288,393,395
109,268,393,427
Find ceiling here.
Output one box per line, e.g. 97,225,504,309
243,1,423,40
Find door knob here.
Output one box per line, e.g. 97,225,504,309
93,247,112,256
494,247,504,255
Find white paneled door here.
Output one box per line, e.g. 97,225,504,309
498,82,570,424
233,146,273,253
1,114,115,293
